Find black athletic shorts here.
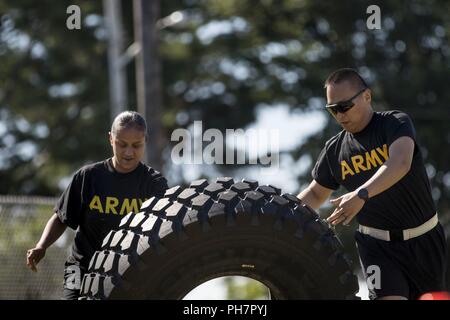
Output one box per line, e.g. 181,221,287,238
61,258,86,300
355,223,448,300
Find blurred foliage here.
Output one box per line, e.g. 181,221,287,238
224,276,269,300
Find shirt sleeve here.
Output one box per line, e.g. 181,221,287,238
311,145,340,190
54,170,85,230
385,111,416,146
153,176,169,198
147,169,169,198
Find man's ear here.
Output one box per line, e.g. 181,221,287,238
364,89,372,103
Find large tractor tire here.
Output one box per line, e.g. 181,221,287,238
80,177,359,299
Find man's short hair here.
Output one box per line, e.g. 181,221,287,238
111,111,147,136
324,68,368,90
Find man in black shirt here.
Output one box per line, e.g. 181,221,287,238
26,111,168,299
297,68,447,300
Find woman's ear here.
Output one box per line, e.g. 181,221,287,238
109,131,114,146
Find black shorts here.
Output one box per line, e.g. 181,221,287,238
61,259,86,300
355,223,448,300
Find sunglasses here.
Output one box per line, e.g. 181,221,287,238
325,88,367,115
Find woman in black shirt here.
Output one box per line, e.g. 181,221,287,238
26,111,168,299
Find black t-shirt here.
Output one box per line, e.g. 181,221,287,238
312,110,436,229
54,159,169,267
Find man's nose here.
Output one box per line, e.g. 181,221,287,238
335,112,345,121
124,148,134,156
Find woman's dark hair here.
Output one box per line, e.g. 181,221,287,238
110,111,147,136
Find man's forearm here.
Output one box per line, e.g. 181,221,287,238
297,188,323,210
36,213,67,249
359,158,411,199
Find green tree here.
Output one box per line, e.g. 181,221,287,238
0,0,109,195
158,0,450,213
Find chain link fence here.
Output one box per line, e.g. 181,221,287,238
0,195,75,299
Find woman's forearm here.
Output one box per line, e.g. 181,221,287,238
36,213,67,249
